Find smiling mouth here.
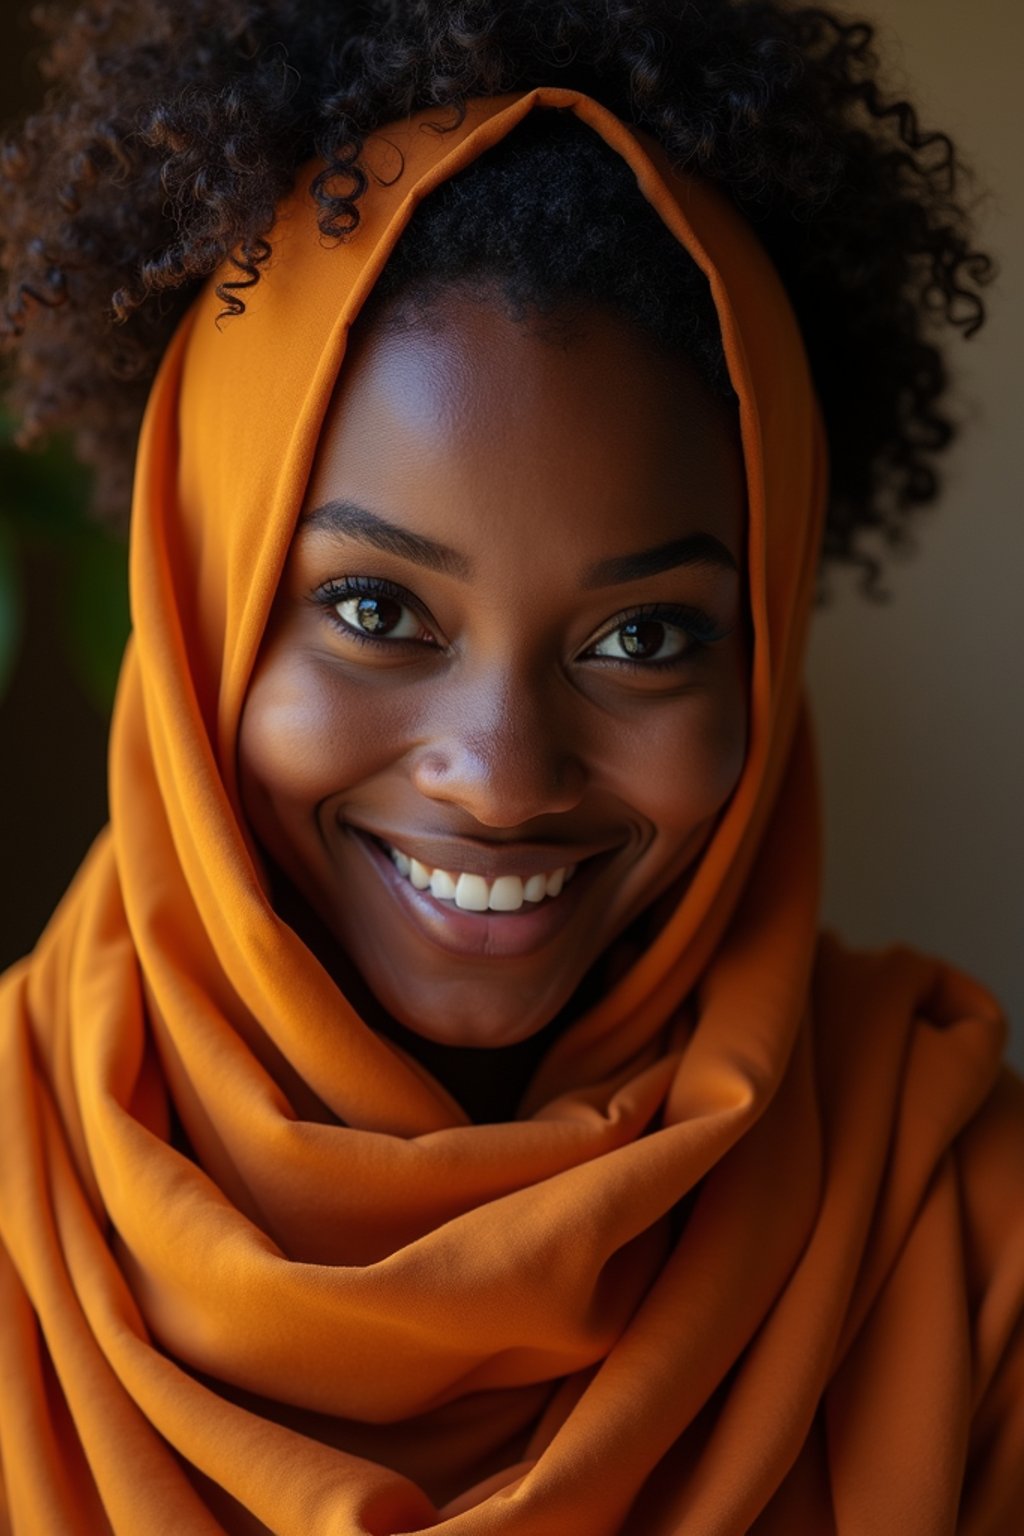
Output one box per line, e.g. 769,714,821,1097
382,842,577,913
348,829,615,959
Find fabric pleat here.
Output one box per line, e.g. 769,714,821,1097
1,87,1021,1535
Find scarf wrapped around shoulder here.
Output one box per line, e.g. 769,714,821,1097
1,89,1022,1536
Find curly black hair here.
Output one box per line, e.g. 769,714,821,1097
358,112,735,392
0,0,995,588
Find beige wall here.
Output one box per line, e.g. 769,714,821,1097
806,0,1024,1064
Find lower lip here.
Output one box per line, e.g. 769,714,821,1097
348,830,612,960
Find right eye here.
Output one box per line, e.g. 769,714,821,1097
312,577,438,648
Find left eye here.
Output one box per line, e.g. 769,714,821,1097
334,593,424,640
590,618,691,663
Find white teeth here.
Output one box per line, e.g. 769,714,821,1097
409,858,432,890
454,873,490,912
386,845,575,913
429,868,458,900
488,875,524,911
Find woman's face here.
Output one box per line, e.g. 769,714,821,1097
238,290,748,1048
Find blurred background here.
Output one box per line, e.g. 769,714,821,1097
1,0,1021,1064
0,3,128,986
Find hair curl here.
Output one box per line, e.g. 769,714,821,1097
0,0,995,587
357,112,736,403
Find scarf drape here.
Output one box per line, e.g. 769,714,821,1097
1,88,1021,1536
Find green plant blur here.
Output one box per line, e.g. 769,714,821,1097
0,406,130,715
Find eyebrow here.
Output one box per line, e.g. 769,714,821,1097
298,499,472,579
580,532,738,587
299,499,738,586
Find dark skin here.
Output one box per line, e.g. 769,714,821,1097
237,290,749,1121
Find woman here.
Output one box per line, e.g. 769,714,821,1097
0,4,1021,1533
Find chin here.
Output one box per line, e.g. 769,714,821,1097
364,966,574,1051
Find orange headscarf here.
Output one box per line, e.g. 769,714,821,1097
1,88,1022,1535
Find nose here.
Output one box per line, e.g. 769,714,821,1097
409,666,586,827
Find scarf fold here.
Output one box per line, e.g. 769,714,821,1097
1,88,1020,1536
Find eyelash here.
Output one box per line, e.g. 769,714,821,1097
312,576,429,649
590,602,727,669
309,576,727,670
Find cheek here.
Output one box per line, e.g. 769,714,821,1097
619,677,748,841
237,648,407,814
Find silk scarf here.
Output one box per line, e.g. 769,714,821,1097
1,88,1021,1536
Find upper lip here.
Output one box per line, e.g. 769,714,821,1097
345,824,621,881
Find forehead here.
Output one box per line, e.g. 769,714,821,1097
301,293,746,569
